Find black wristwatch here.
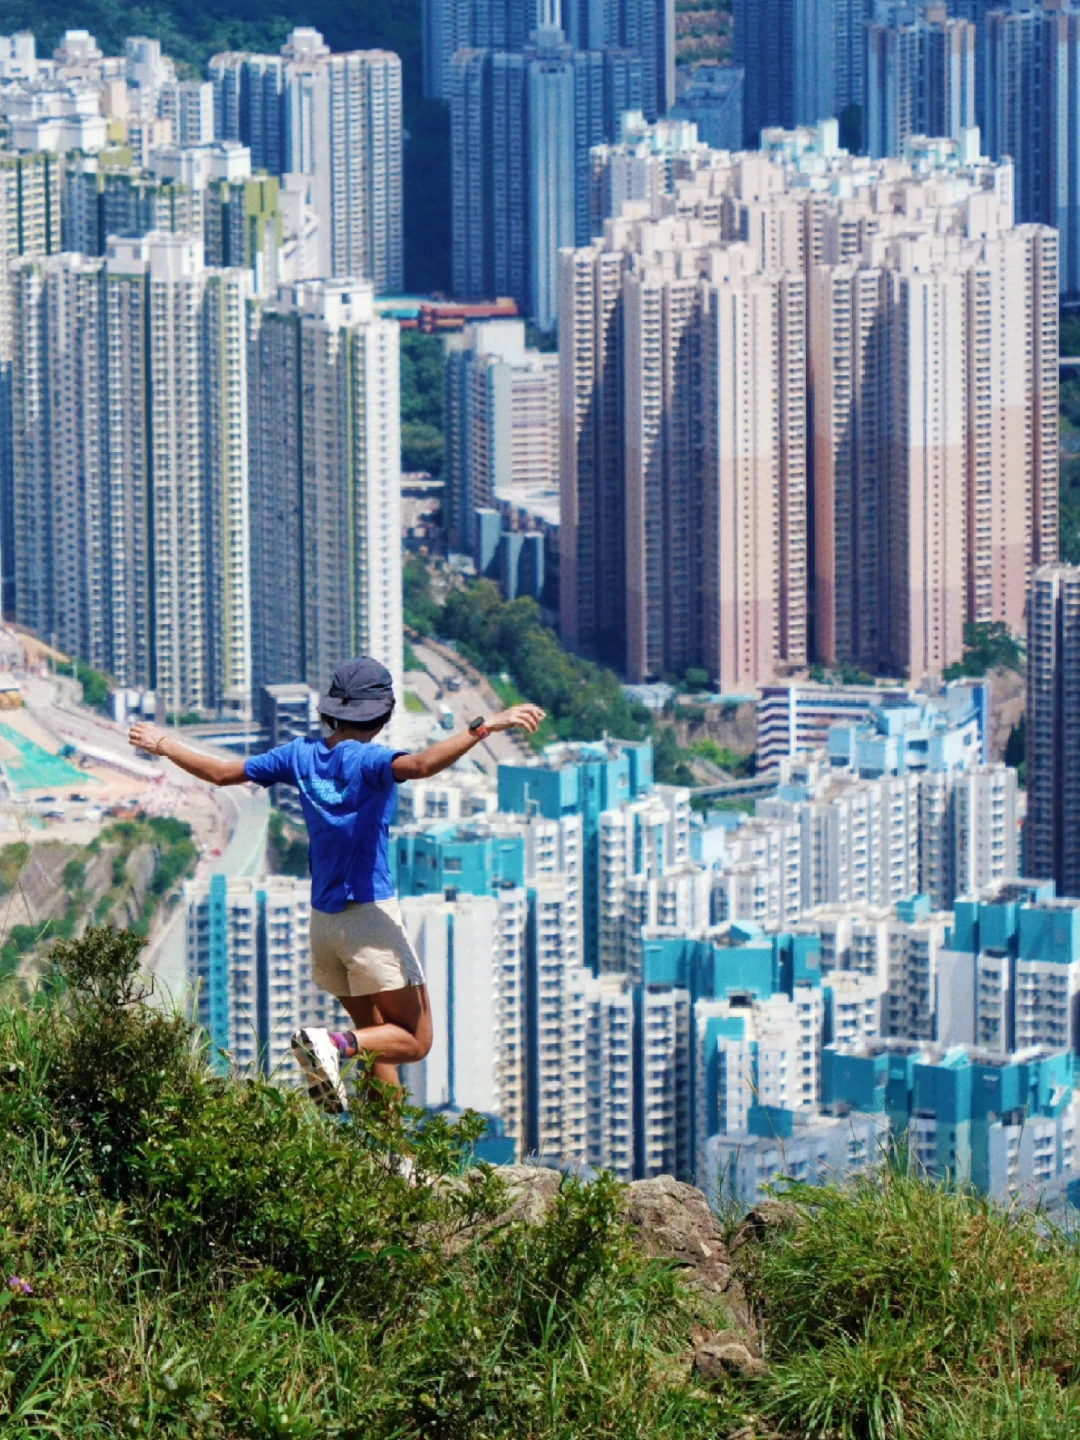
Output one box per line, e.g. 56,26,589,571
469,715,490,739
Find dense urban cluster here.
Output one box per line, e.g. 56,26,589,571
0,26,405,718
0,2,1079,1212
189,669,1080,1208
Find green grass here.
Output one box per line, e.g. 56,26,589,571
403,690,429,714
0,928,732,1438
740,1163,1080,1440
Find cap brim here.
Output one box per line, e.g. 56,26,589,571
318,694,393,722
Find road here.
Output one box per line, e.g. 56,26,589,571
13,665,269,1010
145,785,270,1011
407,636,533,777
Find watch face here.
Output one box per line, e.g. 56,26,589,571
469,716,485,733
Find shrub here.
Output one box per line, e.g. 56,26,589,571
0,926,727,1438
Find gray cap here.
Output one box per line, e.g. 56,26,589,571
318,658,396,723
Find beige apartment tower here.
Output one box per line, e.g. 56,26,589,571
561,219,807,690
811,225,1058,681
564,123,1056,688
282,32,403,290
247,277,404,707
10,234,252,714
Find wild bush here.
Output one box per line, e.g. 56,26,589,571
0,926,727,1438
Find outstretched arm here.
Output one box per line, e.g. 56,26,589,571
391,704,545,782
129,722,248,786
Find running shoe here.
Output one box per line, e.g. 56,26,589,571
290,1027,349,1114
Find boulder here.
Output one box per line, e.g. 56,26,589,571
701,1327,761,1359
728,1199,803,1255
692,1341,768,1382
622,1175,732,1294
452,1168,765,1358
486,1163,564,1225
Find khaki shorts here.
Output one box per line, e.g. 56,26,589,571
309,899,426,998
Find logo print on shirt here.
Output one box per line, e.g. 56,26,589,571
300,773,350,808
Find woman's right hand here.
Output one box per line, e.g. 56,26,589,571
129,722,167,755
490,704,546,734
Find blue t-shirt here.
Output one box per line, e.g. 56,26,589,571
244,738,403,914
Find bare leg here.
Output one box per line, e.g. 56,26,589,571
339,984,433,1092
339,994,399,1088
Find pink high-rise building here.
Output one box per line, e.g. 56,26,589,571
812,224,1058,680
561,218,807,691
562,121,1058,689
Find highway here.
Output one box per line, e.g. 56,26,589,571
145,785,270,1011
406,635,534,777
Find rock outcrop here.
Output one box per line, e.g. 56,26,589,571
622,1174,732,1294
491,1166,767,1375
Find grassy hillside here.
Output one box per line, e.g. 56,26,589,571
0,816,197,983
4,927,1080,1437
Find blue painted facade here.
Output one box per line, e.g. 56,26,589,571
498,740,653,970
823,1041,1076,1194
393,823,526,897
640,924,821,1004
827,685,986,778
206,872,231,1063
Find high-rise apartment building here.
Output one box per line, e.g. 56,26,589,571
0,150,60,616
247,278,403,705
157,79,214,146
209,52,286,174
734,0,873,145
211,30,403,291
399,888,529,1134
864,4,975,159
393,809,584,1157
422,0,544,99
937,880,1080,1055
671,65,744,151
560,218,808,686
61,157,203,255
589,113,709,232
450,28,639,324
708,689,1018,927
443,319,559,550
11,234,251,712
497,737,656,971
186,874,350,1078
812,219,1058,681
823,1037,1077,1202
564,125,1057,686
425,0,673,116
981,0,1080,294
1027,565,1080,899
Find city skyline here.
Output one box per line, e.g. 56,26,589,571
0,7,1078,1216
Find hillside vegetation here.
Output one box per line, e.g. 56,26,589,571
0,816,197,983
405,557,715,787
4,927,1080,1437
